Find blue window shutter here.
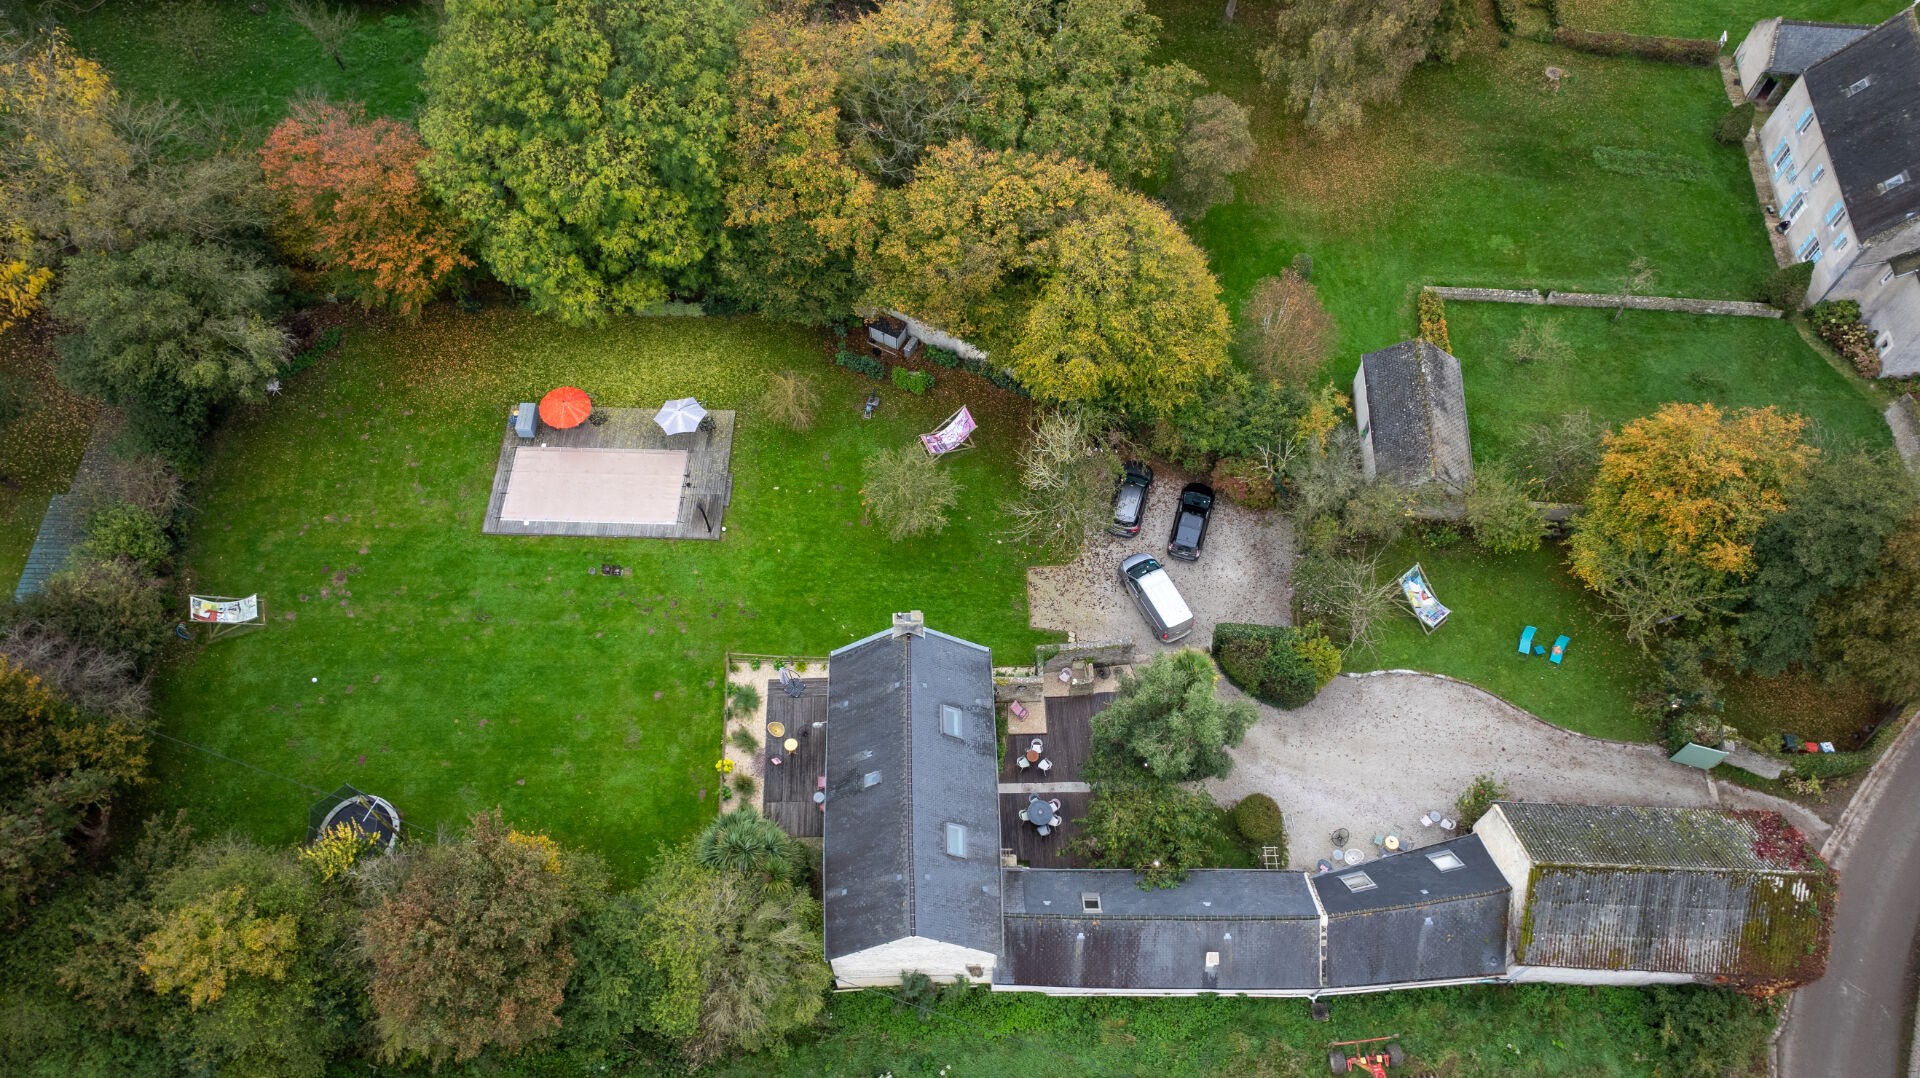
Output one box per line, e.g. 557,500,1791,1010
1796,107,1815,132
1798,235,1818,260
1812,164,1826,184
1835,234,1849,252
1825,202,1844,225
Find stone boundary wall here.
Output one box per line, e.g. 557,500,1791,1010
1426,285,1781,318
1034,639,1135,674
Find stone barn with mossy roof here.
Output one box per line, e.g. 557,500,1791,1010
1474,802,1833,990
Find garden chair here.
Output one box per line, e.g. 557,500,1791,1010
1016,756,1031,771
1008,699,1029,720
920,406,977,456
1372,833,1386,849
1018,808,1029,822
1518,625,1537,656
1549,634,1570,664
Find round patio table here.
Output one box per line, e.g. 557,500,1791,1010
1385,835,1400,851
1345,848,1364,864
1027,796,1059,829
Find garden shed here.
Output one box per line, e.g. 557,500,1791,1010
1352,339,1474,491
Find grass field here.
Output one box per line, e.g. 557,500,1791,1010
1445,303,1890,462
1356,537,1655,742
692,983,1769,1078
140,311,1053,883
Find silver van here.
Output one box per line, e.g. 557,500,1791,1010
1119,554,1195,643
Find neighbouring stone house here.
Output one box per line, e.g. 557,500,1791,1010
1734,18,1872,104
1743,9,1920,377
1351,339,1473,491
815,618,1833,996
1474,802,1833,989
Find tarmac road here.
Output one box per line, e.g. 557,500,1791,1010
1778,720,1920,1077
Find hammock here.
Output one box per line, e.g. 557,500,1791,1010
920,405,977,457
1397,563,1451,634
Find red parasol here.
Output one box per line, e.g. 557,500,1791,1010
538,386,592,429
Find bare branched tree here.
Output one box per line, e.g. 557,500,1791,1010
1293,552,1399,652
757,370,819,433
284,0,355,70
1002,410,1118,558
1238,269,1333,388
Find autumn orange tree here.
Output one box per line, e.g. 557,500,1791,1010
261,101,469,316
718,12,875,325
1569,402,1816,644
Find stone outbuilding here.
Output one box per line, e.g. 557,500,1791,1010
1351,339,1473,491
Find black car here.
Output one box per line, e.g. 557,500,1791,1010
1108,461,1154,537
1166,482,1214,561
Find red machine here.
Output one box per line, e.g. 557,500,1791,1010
1328,1035,1406,1075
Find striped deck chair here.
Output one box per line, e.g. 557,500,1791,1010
920,405,977,457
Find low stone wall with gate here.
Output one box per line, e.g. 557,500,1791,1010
1426,285,1781,318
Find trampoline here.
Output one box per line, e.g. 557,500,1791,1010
308,785,402,851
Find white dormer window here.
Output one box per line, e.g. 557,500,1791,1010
1881,171,1910,194
1845,76,1872,97
939,704,964,738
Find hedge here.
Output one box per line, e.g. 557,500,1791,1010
834,348,886,380
1213,623,1339,710
1551,28,1719,66
890,367,934,395
924,346,963,369
1714,101,1757,146
1757,262,1813,311
1790,711,1911,781
1417,290,1451,354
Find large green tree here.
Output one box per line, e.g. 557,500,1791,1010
958,0,1201,184
421,0,750,324
0,656,147,924
1817,506,1920,703
51,237,287,459
863,141,1229,413
1259,0,1442,132
1090,648,1256,782
717,12,874,324
359,811,607,1065
1071,775,1221,889
1739,451,1915,675
838,0,997,185
624,845,830,1064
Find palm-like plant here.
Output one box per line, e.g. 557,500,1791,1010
695,809,803,881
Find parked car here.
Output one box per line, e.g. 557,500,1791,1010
1166,482,1214,561
1119,554,1194,643
1108,461,1154,537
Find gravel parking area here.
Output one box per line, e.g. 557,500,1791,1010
1205,672,1828,869
1028,470,1293,651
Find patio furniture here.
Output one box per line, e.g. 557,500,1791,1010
1316,859,1333,874
514,403,537,439
1331,828,1350,848
1036,825,1051,836
1016,755,1031,770
1420,813,1434,827
812,791,826,805
1330,849,1346,864
863,393,879,420
1030,738,1044,752
920,406,978,457
1384,834,1400,851
1027,796,1058,829
767,721,785,738
784,738,798,753
1008,699,1029,720
770,755,783,766
1345,848,1364,864
1049,798,1063,812
654,397,708,436
816,776,826,790
1518,625,1537,656
1550,634,1571,664
1038,758,1052,772
1397,562,1451,633
1019,808,1029,822
1440,818,1455,831
1371,833,1385,848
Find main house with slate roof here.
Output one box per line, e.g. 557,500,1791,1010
822,612,1003,987
1351,339,1473,491
1734,17,1873,103
1474,802,1833,989
1746,8,1920,377
819,618,1832,995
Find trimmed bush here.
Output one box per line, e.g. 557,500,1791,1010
23,556,171,666
1417,290,1451,354
1213,623,1336,709
1209,456,1277,510
890,367,934,395
1757,262,1814,311
1552,28,1719,65
1455,773,1510,828
834,349,885,380
924,346,962,369
82,504,170,572
1230,793,1286,851
1714,102,1757,146
1810,299,1881,377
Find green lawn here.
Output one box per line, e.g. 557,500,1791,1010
142,311,1053,883
692,983,1767,1078
1160,0,1784,362
60,1,433,133
1557,0,1906,38
1446,303,1890,462
1356,538,1655,742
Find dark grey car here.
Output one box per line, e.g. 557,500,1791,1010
1108,462,1154,537
1166,482,1214,561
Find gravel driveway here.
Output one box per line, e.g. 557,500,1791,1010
1205,672,1827,870
1028,470,1293,651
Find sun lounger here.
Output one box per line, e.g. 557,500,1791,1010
1549,634,1570,664
1518,625,1537,656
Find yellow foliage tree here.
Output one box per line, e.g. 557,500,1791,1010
139,885,299,1008
0,32,122,332
299,822,377,881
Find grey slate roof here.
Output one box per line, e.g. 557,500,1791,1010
1357,339,1473,488
998,869,1321,990
822,625,1002,961
1806,9,1920,239
13,494,80,602
1313,835,1511,987
1498,803,1830,982
1768,20,1872,75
